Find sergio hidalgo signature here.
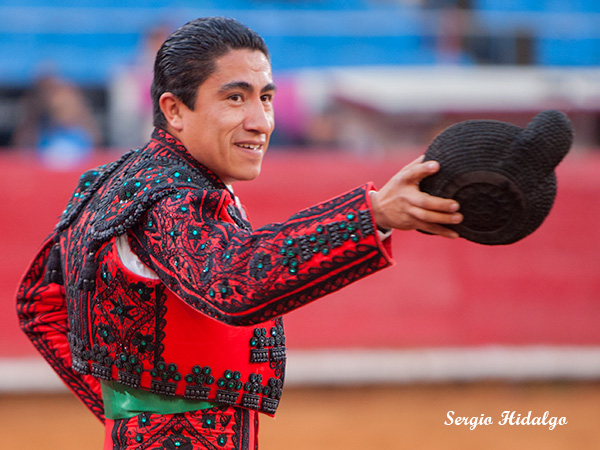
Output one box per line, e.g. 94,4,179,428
445,410,568,430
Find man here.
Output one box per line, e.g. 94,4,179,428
16,17,462,449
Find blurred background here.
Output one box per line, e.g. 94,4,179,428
1,1,599,449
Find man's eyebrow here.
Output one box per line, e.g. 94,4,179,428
261,82,277,93
219,81,277,94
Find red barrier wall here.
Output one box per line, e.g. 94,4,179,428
2,149,599,356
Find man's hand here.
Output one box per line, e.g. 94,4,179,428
370,156,463,239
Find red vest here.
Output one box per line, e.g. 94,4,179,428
71,237,285,415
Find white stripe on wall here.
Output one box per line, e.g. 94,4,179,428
2,346,599,392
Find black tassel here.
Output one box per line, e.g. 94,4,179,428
80,251,98,294
44,242,64,285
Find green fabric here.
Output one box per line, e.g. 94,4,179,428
101,380,217,419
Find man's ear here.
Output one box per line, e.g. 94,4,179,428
159,92,184,132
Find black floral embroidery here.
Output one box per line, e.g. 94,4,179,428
217,434,228,447
201,413,217,431
159,435,194,450
216,280,232,298
151,361,182,382
115,352,143,372
150,360,181,396
90,344,113,380
129,282,154,301
261,377,284,415
98,324,116,344
249,251,272,280
249,328,269,364
242,373,263,410
216,369,243,405
131,331,155,354
109,294,136,324
184,365,214,400
115,352,144,388
91,344,112,366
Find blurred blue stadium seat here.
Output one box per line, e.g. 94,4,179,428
0,1,597,85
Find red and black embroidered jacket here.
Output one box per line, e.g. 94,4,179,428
16,129,393,422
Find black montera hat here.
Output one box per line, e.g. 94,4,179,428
419,110,573,245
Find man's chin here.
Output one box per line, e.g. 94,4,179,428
227,167,262,184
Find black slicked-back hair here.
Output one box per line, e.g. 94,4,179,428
151,17,270,129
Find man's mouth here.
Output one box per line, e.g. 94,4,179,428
236,143,262,151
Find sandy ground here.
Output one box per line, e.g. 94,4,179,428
1,382,599,449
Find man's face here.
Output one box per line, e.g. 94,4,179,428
168,49,275,185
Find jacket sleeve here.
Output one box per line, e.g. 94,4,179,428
128,183,394,326
16,234,104,422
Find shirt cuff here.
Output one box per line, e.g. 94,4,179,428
368,190,393,241
377,227,393,241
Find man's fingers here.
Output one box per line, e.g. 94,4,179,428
398,158,440,186
408,204,463,225
417,222,460,239
409,190,460,214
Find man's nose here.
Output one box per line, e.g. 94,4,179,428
244,100,274,134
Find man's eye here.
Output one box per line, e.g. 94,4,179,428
261,94,273,103
228,94,243,102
